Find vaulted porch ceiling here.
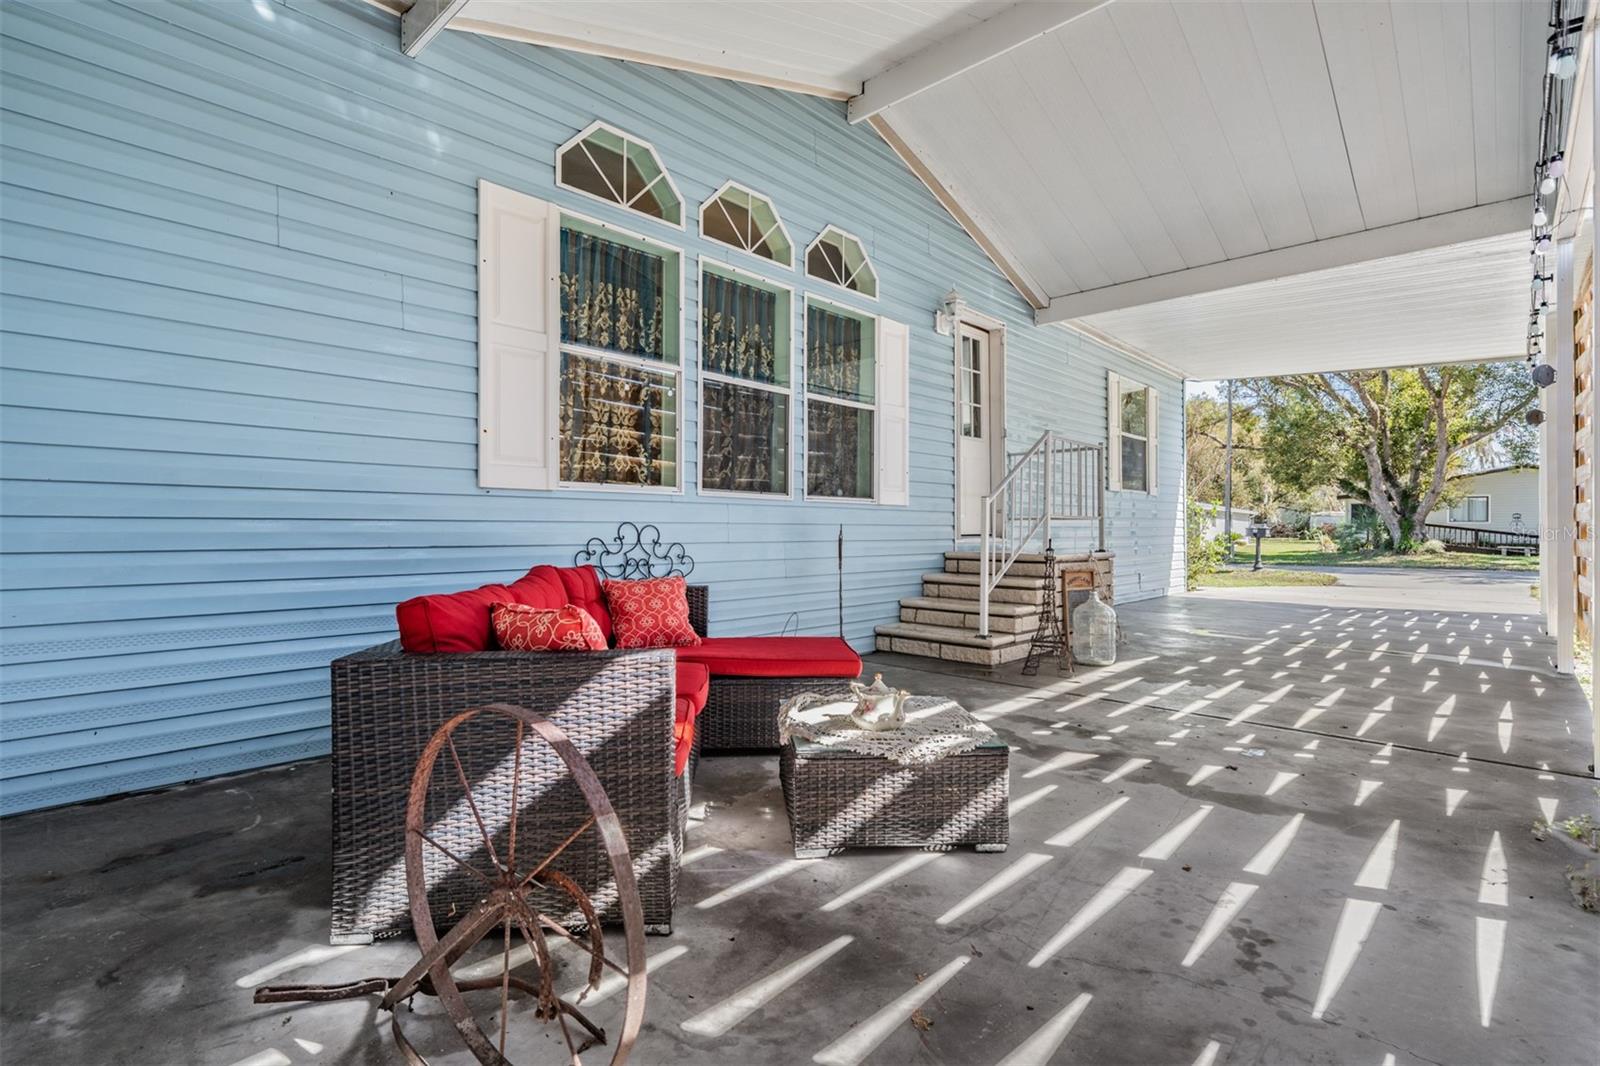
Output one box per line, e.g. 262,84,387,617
413,0,1552,378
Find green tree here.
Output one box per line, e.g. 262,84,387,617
1244,363,1535,551
1186,391,1334,521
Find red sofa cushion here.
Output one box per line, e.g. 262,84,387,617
396,583,516,653
506,568,565,611
510,565,613,643
673,698,696,777
606,576,701,649
676,661,710,715
677,636,862,678
492,603,608,652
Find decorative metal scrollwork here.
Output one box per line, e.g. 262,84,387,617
575,522,695,579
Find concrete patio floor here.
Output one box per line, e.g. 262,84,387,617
3,574,1597,1065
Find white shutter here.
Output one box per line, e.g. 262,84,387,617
1146,386,1159,495
876,316,911,505
477,180,559,490
1106,371,1122,492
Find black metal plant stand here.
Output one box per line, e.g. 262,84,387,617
1022,545,1073,676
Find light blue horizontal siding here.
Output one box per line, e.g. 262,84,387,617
0,0,1181,814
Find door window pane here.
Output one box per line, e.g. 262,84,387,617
961,334,983,439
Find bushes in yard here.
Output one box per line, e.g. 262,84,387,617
1185,497,1227,589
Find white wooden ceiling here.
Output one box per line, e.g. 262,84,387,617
434,0,1550,378
1078,232,1533,379
453,0,1010,95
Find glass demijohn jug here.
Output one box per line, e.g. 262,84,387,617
1072,592,1117,666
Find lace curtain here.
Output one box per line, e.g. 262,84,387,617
701,271,787,493
702,272,778,383
558,227,676,487
559,228,667,360
805,303,873,498
806,401,872,498
559,354,674,486
806,303,868,401
704,380,787,493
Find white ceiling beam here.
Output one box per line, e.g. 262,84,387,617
1038,197,1531,323
846,0,1112,125
400,0,470,57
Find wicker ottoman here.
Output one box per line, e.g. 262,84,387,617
779,732,1010,859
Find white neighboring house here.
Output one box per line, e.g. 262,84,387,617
1425,465,1540,534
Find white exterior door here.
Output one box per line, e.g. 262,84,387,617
957,325,996,536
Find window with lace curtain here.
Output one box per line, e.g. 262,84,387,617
805,296,876,500
557,214,682,489
699,261,792,495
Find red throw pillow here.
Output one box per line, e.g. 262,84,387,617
604,576,701,649
492,603,608,652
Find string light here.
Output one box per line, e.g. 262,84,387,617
1527,0,1581,362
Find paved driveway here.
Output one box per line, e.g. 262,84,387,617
1205,564,1539,615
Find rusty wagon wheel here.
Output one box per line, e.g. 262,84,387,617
384,703,648,1066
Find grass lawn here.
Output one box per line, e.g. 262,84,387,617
1250,537,1540,573
1194,568,1339,589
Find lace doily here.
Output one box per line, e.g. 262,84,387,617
777,693,999,766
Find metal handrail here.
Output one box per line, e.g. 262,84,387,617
978,431,1106,637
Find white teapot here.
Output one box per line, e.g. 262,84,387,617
848,673,908,731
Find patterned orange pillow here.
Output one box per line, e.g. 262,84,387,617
604,576,702,649
492,603,608,652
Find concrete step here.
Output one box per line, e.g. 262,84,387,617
874,621,1034,667
945,556,1052,578
945,549,1114,566
899,597,1040,634
921,571,1045,605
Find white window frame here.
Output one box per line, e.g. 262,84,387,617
804,225,879,302
555,208,686,495
555,120,686,230
1449,495,1490,523
698,181,795,270
696,256,796,499
1107,371,1158,495
803,293,879,504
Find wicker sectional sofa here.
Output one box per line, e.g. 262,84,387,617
328,566,860,943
